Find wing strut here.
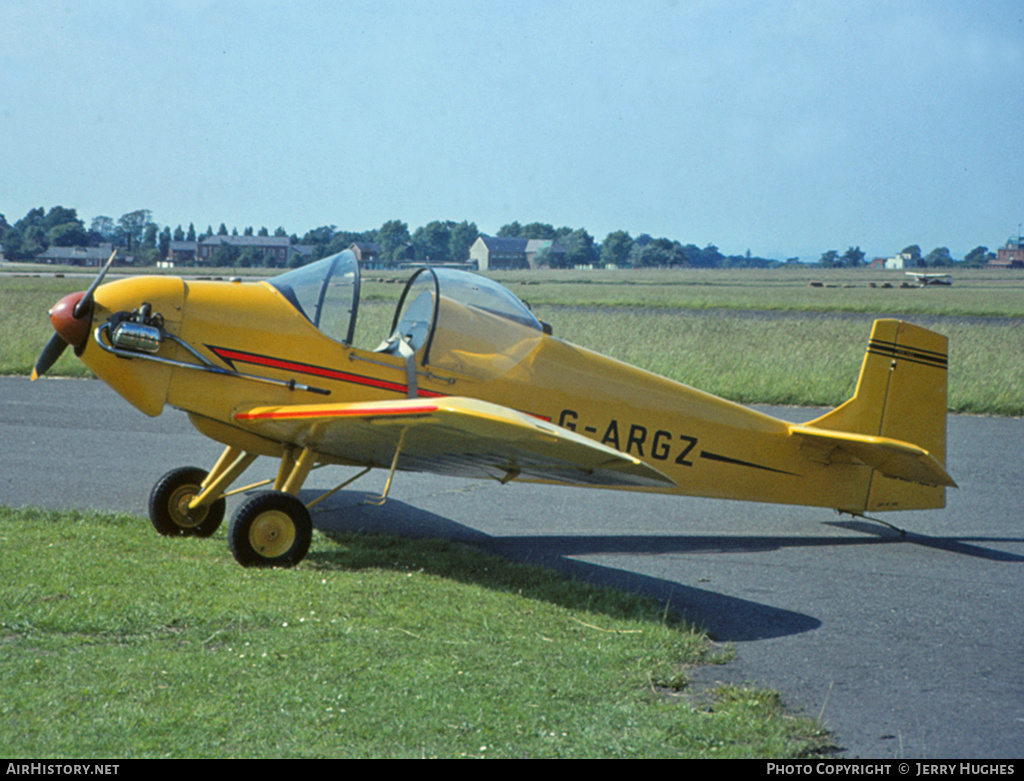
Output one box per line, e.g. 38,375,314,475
365,427,408,506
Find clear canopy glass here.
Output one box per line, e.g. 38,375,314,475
268,250,360,345
270,257,545,380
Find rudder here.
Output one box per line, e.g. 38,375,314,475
807,319,950,511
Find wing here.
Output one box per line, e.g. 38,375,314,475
234,396,675,489
790,425,957,488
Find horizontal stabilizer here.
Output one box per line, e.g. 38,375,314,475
790,425,957,488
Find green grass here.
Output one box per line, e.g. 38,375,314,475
0,507,829,758
530,307,1024,416
486,267,1024,317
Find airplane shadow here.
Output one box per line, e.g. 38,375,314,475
298,489,824,642
824,520,1024,563
296,490,1024,643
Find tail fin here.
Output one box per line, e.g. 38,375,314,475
803,319,953,511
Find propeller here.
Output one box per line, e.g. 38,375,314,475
73,248,118,319
31,249,117,381
31,333,69,381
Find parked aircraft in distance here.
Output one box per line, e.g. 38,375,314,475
906,272,953,286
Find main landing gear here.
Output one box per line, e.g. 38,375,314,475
148,444,377,568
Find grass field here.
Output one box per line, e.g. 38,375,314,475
3,267,1022,414
0,507,830,759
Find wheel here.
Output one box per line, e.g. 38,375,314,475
228,491,312,568
149,466,225,537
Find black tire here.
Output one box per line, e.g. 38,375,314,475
228,491,312,568
148,466,226,538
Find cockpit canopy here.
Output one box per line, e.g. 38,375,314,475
268,251,545,380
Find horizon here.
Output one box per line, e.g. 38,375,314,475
2,202,1015,265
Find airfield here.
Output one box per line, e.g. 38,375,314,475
2,375,1021,758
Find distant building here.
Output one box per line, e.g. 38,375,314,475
470,235,567,270
34,243,133,266
989,236,1024,269
196,235,312,266
884,252,916,270
349,242,382,266
168,241,199,264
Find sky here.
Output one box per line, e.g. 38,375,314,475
2,0,1022,261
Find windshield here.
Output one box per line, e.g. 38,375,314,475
268,250,360,345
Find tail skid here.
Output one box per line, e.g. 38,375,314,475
800,319,953,512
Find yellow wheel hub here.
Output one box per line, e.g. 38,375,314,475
169,485,208,528
248,510,296,558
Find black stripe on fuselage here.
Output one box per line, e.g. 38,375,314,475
698,450,799,476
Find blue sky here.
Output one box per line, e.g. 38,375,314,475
3,0,1022,261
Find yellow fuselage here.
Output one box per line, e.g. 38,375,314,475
81,275,877,513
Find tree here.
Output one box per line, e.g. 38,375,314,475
819,250,840,267
600,230,633,267
519,222,557,240
302,226,337,247
47,221,89,247
90,216,116,242
41,206,80,232
964,246,992,267
375,219,411,264
186,223,197,241
412,220,451,261
629,242,673,268
235,247,263,268
697,244,723,268
496,221,522,238
901,245,923,267
448,221,478,262
532,243,558,268
924,247,954,267
678,244,702,266
118,209,152,249
210,241,240,266
143,222,159,250
559,228,596,268
841,246,865,267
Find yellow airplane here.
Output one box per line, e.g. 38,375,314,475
33,249,955,568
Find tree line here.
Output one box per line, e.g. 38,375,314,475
0,205,998,269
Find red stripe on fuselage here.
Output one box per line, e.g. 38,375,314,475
207,345,553,422
207,345,446,398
